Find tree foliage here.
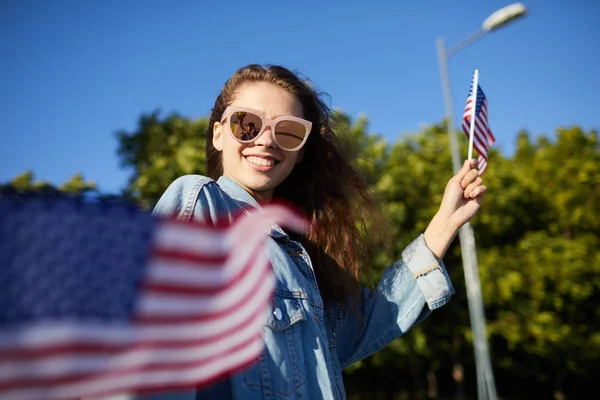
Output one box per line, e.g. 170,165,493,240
0,171,96,195
115,111,208,208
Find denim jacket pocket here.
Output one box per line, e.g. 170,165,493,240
243,289,308,398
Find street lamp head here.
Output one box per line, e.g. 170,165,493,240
482,3,528,32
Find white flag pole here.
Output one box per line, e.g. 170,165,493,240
468,69,479,161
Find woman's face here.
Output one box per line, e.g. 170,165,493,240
212,82,305,202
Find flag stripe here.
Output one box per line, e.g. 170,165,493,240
0,276,273,362
144,259,236,287
1,335,265,400
151,223,229,256
137,253,269,317
463,119,488,152
0,266,274,352
150,249,228,267
462,77,494,175
142,243,264,296
0,303,266,382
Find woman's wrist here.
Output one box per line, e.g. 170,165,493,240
423,212,460,260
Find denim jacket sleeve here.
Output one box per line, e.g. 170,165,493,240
334,234,454,369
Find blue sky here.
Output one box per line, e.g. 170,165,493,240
1,0,598,193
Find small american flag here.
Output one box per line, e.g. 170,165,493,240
0,194,305,400
462,77,496,175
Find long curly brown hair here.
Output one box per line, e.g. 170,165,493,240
206,64,385,303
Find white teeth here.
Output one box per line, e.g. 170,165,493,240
247,156,275,167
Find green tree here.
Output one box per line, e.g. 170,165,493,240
340,122,600,399
115,111,209,208
0,171,96,195
332,110,387,186
478,127,600,398
59,173,97,195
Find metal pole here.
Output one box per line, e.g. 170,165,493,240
445,29,488,58
457,224,497,400
436,36,498,400
436,37,462,174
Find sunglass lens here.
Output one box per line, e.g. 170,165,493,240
274,121,307,150
230,111,263,141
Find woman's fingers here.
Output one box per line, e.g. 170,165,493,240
461,159,475,176
468,184,487,200
452,159,477,186
460,168,480,189
464,176,483,198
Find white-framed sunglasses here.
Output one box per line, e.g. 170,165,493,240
220,106,313,151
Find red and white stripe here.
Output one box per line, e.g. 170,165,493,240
0,204,306,400
462,96,495,175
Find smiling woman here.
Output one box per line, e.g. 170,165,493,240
151,64,487,400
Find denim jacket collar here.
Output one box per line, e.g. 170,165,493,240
216,176,289,240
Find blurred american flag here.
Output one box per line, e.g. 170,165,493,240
0,194,305,400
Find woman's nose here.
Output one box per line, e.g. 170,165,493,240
253,124,277,148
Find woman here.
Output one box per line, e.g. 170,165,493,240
152,64,485,399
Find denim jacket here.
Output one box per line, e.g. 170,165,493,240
148,175,454,400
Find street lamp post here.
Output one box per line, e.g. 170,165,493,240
436,3,527,400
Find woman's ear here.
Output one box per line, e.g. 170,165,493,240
213,122,223,151
295,148,304,164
